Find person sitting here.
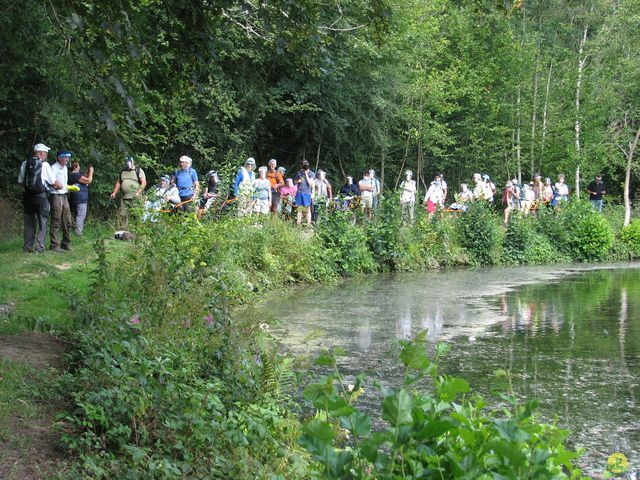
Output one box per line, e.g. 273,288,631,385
197,170,220,218
450,183,473,211
279,178,297,216
339,176,360,209
253,166,272,215
399,170,417,225
143,175,180,221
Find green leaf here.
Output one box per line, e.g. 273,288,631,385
299,419,334,457
438,377,471,402
414,419,456,440
382,389,413,426
493,419,530,442
340,411,372,437
399,340,431,371
359,431,391,462
315,351,336,367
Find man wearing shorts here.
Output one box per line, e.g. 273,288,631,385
294,160,315,226
359,171,374,221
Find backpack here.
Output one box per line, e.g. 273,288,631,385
120,166,142,184
24,157,47,194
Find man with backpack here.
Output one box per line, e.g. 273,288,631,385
172,155,199,212
17,143,56,253
110,155,147,229
49,150,74,251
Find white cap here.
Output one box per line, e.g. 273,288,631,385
179,155,192,166
33,143,50,152
246,157,256,165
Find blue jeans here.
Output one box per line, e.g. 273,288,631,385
591,199,603,212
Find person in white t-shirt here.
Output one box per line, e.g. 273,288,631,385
17,143,56,253
399,170,417,225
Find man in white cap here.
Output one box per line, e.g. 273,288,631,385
48,150,75,251
172,155,199,212
233,157,256,216
17,144,56,253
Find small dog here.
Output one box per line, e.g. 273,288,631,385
114,230,136,241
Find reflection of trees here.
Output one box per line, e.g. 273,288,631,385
498,270,640,359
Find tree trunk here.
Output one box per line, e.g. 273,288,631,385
540,62,553,162
394,133,411,190
516,86,522,182
623,126,640,226
575,25,589,199
314,140,322,172
530,49,540,177
380,149,385,195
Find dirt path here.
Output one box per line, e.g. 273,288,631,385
0,333,68,479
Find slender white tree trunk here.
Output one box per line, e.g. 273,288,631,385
516,86,522,182
540,62,552,163
575,25,589,198
623,126,640,226
530,50,540,176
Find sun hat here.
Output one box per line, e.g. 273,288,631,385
33,143,50,152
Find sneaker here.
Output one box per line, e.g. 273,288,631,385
62,245,73,251
75,230,83,236
50,247,63,253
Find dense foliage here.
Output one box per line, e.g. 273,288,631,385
3,0,640,215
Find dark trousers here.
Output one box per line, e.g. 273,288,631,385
23,193,49,252
178,195,194,212
50,194,72,249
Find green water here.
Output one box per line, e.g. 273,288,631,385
250,263,640,475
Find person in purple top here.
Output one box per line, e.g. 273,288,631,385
68,160,94,235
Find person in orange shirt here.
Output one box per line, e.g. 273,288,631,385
266,158,285,214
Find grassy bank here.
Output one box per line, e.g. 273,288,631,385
3,201,637,478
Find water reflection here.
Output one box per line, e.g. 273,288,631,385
246,263,640,475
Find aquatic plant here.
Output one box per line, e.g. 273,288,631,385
300,331,587,479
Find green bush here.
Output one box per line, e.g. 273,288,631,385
456,202,501,265
318,211,377,275
502,214,530,264
560,200,614,261
300,333,586,479
620,219,640,258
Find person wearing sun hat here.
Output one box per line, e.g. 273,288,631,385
49,150,73,252
17,143,56,253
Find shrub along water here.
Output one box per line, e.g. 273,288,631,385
60,201,632,477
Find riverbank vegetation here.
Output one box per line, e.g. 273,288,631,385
50,200,635,477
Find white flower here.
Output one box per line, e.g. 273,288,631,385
347,384,355,392
259,323,269,331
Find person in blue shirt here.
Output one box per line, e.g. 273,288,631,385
233,157,256,216
172,155,199,212
294,160,315,226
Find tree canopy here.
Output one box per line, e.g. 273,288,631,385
2,0,639,209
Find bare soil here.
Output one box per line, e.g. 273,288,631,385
0,333,69,479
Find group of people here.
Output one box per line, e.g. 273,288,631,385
18,143,93,253
221,157,382,225
18,142,609,253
